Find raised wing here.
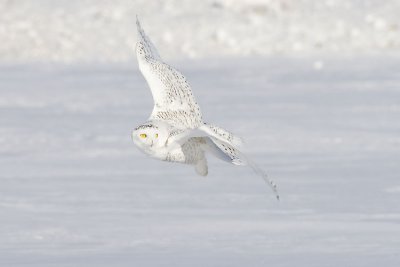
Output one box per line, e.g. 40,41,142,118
136,18,203,129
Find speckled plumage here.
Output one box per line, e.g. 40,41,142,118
136,19,202,129
131,18,279,199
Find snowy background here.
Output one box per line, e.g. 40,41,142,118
1,1,400,266
1,0,400,62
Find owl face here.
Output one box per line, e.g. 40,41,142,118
132,121,169,152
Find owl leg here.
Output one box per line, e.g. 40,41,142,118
195,157,208,176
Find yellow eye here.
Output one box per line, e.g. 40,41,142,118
140,133,147,138
155,133,159,138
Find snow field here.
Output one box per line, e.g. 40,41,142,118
1,56,400,266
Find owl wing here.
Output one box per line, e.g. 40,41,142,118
168,127,279,200
136,18,203,129
168,124,241,149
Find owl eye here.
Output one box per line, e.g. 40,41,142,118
155,133,159,138
140,133,147,138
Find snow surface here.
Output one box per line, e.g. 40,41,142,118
1,0,400,62
1,56,400,266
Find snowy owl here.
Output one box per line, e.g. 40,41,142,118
132,18,279,199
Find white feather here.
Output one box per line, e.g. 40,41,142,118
136,17,203,129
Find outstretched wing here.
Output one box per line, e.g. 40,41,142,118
208,138,279,200
136,18,203,129
167,127,279,200
167,124,241,149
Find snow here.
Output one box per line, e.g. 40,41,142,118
1,0,400,62
1,56,400,266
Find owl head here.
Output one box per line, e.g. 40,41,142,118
132,121,169,152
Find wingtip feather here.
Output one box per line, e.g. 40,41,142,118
136,15,141,32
